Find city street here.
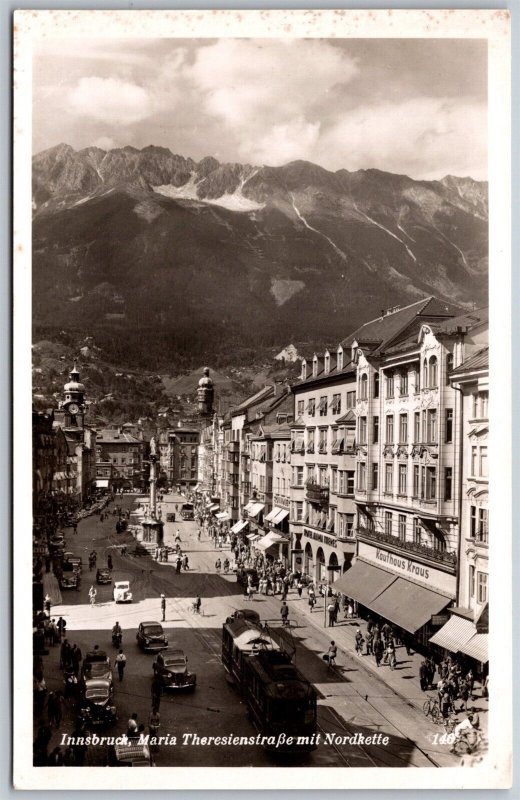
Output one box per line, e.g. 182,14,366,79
37,492,473,768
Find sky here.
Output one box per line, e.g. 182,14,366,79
32,37,488,180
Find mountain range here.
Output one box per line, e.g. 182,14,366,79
32,144,488,371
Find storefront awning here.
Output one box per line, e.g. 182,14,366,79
429,615,488,663
255,531,289,551
247,502,264,519
215,511,230,521
209,504,220,512
247,533,261,542
332,560,397,606
370,577,450,634
230,520,249,534
264,508,281,523
95,479,109,488
272,508,289,525
243,501,255,514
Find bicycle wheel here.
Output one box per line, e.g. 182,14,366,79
422,700,431,717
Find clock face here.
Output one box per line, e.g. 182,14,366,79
68,403,80,415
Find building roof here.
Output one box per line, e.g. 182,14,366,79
335,409,356,424
293,361,357,390
231,385,274,416
96,429,141,444
433,306,488,335
450,346,489,376
341,296,464,355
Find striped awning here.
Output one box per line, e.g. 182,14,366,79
230,520,249,534
429,614,488,661
215,511,230,521
246,502,264,519
461,633,488,663
272,508,289,525
264,507,281,523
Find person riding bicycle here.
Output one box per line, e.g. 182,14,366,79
450,714,478,753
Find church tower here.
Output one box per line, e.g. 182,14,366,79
61,364,85,430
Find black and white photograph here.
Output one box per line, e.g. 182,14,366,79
13,8,511,791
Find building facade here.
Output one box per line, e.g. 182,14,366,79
95,428,144,491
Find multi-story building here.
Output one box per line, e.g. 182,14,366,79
95,428,144,491
171,427,200,489
430,344,489,671
334,299,488,648
290,349,358,580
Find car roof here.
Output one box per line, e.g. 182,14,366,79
85,650,109,660
141,620,162,626
114,581,129,586
84,679,111,689
160,648,185,658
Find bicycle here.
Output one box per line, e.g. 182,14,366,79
442,711,459,734
423,695,441,724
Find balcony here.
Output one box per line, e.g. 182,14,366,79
357,525,457,570
305,479,329,506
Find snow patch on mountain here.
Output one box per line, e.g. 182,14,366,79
153,171,264,213
153,174,200,201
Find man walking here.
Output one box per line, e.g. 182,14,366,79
151,676,163,711
327,600,336,627
115,649,127,682
327,641,337,668
280,601,289,627
160,594,166,622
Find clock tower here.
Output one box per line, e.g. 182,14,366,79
61,364,85,430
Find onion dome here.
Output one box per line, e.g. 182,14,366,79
64,364,85,392
198,367,213,387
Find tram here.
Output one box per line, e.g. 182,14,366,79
222,618,317,753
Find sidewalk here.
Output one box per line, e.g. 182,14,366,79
285,587,488,735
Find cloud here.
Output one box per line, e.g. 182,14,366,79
68,77,153,124
93,136,117,150
244,118,321,166
318,97,487,179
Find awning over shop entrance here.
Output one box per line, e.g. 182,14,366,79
429,615,488,662
209,504,220,512
272,509,289,525
370,578,450,634
215,511,230,521
331,560,397,607
255,531,289,551
246,502,264,519
264,508,281,523
230,520,249,534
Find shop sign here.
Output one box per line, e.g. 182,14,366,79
357,541,455,596
304,528,337,548
431,614,450,626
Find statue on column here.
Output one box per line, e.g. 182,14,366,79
150,436,157,457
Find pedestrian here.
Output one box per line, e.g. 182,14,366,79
47,691,59,727
365,630,373,656
327,601,335,627
107,554,113,570
297,579,303,598
47,746,64,766
161,594,166,622
355,628,364,655
373,637,384,667
73,523,78,535
280,601,289,627
151,677,163,710
182,554,189,570
149,706,161,752
115,649,127,681
176,557,182,574
44,593,51,615
327,641,337,668
126,713,138,738
88,585,97,606
419,659,429,692
60,638,72,669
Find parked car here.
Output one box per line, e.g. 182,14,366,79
136,621,168,652
113,581,133,603
236,567,259,589
64,555,82,573
180,503,194,520
153,648,196,691
96,568,112,585
78,679,117,727
80,650,113,689
107,742,154,767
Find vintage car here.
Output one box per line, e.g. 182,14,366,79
236,567,260,589
153,648,196,691
136,621,168,652
60,568,80,590
64,554,82,573
107,742,154,767
96,568,112,585
166,513,176,523
113,581,133,603
80,650,113,689
180,503,194,520
78,679,117,727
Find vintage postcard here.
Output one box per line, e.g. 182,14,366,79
13,8,511,790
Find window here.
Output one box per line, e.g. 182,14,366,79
359,374,368,400
373,416,379,444
386,372,394,398
480,446,488,477
385,511,393,535
337,349,344,370
400,371,408,396
331,469,337,492
471,446,478,476
445,409,453,443
324,355,330,374
293,466,304,486
319,396,328,416
469,566,475,599
318,429,328,454
426,409,437,442
398,464,407,494
477,572,488,604
413,369,420,394
345,514,355,537
359,416,367,444
422,466,437,500
444,467,453,501
306,429,315,453
398,514,406,541
308,398,315,417
399,413,408,443
318,466,328,486
346,391,356,408
423,358,428,388
385,463,393,493
429,356,438,388
414,412,420,442
295,501,303,521
373,373,380,398
307,465,315,483
385,414,394,443
297,400,304,417
331,393,341,414
358,462,366,491
346,471,355,496
446,352,454,384
480,391,488,418
372,463,379,490
470,505,477,538
413,519,421,544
